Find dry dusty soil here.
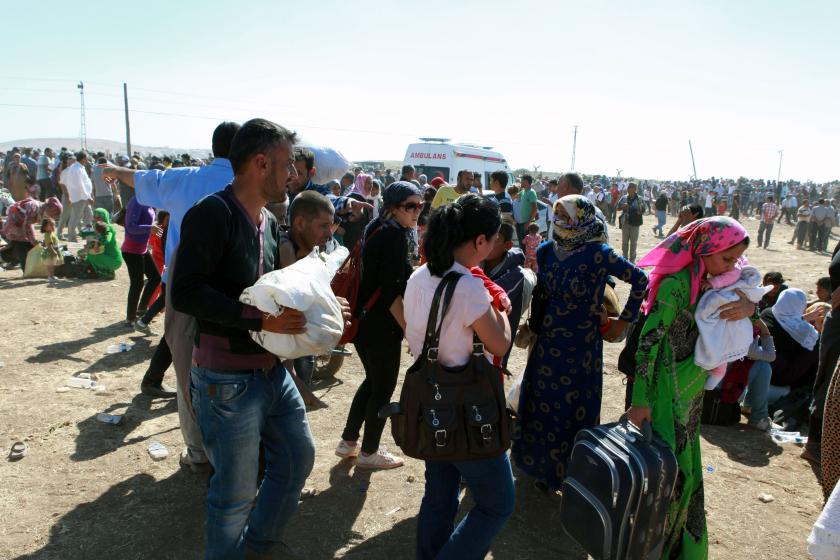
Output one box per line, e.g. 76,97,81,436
0,214,831,559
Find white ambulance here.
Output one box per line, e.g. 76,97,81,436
402,138,516,188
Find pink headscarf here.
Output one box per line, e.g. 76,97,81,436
351,173,372,197
636,216,748,314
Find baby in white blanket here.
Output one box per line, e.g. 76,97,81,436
694,257,772,390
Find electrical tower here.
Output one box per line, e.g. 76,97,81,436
77,81,87,151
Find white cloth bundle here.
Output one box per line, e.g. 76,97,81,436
694,265,771,371
240,247,348,359
809,481,840,559
299,143,351,185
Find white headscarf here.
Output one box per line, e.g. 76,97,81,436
771,288,819,351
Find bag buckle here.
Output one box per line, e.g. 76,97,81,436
427,347,439,362
435,429,448,447
481,424,493,445
472,342,484,356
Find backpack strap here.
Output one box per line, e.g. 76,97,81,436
422,271,461,361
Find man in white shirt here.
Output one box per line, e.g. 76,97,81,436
59,152,93,242
780,193,798,225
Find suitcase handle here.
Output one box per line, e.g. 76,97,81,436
619,412,653,442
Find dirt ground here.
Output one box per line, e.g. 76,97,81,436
0,214,831,560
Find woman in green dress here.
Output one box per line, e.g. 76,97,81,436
627,216,755,559
85,208,123,279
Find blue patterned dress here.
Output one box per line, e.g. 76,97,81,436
512,240,648,490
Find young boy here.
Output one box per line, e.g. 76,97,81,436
481,223,534,366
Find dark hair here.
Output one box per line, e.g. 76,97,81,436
294,147,315,172
490,170,508,189
211,121,242,159
527,222,541,234
401,164,415,177
75,151,88,163
521,174,534,187
688,203,704,218
559,172,583,193
818,276,832,291
498,222,514,242
764,271,784,285
228,118,298,175
40,217,55,232
289,191,334,223
457,169,473,181
341,171,355,183
423,193,501,277
97,157,107,164
473,172,481,180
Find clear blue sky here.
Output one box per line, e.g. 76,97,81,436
2,0,837,181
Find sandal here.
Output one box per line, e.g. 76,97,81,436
8,441,28,461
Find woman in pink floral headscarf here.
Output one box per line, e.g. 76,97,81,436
627,216,755,560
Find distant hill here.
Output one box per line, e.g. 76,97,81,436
0,138,211,159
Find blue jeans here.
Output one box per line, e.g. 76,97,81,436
743,361,789,423
190,364,315,560
654,210,666,235
417,453,515,560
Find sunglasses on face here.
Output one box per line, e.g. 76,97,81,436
399,202,422,212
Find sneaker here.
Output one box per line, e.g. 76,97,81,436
356,447,404,470
335,440,360,459
134,319,152,334
748,417,782,432
141,381,177,398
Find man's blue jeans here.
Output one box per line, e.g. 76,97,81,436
654,210,666,235
416,453,515,560
190,364,315,560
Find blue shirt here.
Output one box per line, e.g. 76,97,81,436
133,158,234,282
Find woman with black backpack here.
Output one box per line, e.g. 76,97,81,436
403,193,513,560
336,181,422,470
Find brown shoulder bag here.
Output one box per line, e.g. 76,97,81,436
379,271,511,462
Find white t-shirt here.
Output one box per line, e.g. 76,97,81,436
404,262,492,368
59,162,93,203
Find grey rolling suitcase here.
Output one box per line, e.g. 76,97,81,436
560,416,678,560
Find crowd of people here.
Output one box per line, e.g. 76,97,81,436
2,121,839,560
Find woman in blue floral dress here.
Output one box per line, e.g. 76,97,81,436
513,195,648,491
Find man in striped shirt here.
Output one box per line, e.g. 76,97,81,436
757,195,780,249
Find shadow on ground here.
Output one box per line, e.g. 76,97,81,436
15,470,206,560
701,423,783,467
72,393,178,462
26,324,141,365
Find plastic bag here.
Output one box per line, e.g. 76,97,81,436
24,246,49,278
240,247,349,359
506,371,524,415
300,143,351,185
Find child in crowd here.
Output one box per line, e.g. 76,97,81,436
40,218,61,283
694,255,771,389
523,221,542,272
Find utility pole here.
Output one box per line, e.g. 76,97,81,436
77,81,87,151
688,140,697,181
777,149,783,183
570,125,578,171
123,83,132,157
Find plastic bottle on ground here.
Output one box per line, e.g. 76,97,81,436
105,343,134,354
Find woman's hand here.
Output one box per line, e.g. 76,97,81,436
626,406,652,429
720,289,756,321
603,318,628,342
754,318,770,336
